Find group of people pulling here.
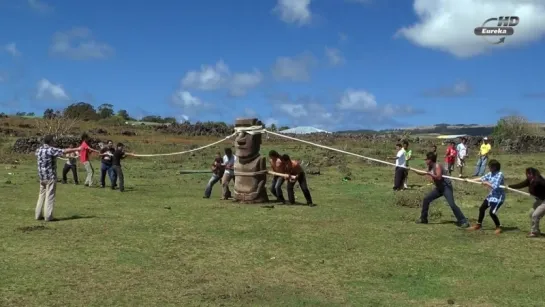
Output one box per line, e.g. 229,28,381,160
35,134,135,221
203,148,313,206
391,137,545,238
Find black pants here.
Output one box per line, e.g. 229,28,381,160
62,164,78,184
270,176,285,201
111,165,124,191
286,172,312,204
393,167,406,190
420,185,467,223
477,199,501,227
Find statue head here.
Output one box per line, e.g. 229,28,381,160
234,118,263,159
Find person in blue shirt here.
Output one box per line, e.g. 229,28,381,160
468,159,505,234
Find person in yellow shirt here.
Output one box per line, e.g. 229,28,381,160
473,137,492,177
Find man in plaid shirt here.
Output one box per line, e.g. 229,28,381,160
35,135,80,221
468,159,506,234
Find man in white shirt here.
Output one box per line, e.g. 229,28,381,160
456,137,468,178
388,143,406,191
221,147,236,200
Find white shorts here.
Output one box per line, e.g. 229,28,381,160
456,157,465,167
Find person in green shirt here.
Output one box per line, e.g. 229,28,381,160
403,141,412,189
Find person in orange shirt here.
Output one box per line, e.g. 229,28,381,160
269,150,286,202
280,154,314,206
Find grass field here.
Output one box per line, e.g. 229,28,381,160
2,135,545,307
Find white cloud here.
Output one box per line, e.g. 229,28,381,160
337,89,377,111
171,90,202,108
181,60,263,96
397,0,545,57
279,104,308,117
423,80,472,97
50,27,114,60
36,78,69,101
274,0,312,25
176,114,190,122
28,0,52,12
325,47,344,66
272,53,315,81
4,43,21,57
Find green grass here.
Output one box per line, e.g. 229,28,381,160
2,138,545,306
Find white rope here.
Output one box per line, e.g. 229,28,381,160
131,133,236,157
234,125,267,135
265,130,531,197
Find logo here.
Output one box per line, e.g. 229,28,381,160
474,16,519,44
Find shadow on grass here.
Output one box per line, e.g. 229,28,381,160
55,214,96,221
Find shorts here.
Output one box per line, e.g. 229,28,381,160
456,157,465,167
484,199,504,214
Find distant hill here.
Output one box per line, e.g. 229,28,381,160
338,123,545,136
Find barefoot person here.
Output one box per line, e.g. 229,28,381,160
280,154,314,206
468,159,505,234
508,167,545,238
203,152,224,198
35,135,81,221
79,133,100,187
413,152,470,228
403,141,412,189
269,150,285,202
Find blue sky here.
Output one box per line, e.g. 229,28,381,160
1,0,544,131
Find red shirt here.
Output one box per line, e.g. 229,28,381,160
445,147,456,164
80,141,90,162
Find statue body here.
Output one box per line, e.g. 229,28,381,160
233,118,269,203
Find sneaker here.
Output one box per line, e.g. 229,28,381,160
458,221,470,228
494,227,502,235
403,184,408,189
468,224,482,231
415,218,428,224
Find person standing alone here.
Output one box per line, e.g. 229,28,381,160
473,137,491,177
79,133,99,187
388,143,406,191
456,137,468,178
35,135,80,221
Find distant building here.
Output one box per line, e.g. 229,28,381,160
278,126,331,134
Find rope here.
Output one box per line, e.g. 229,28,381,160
131,133,236,157
265,130,531,197
234,125,267,135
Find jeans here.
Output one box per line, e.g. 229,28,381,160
100,162,114,187
286,172,313,204
111,165,124,191
420,184,468,224
204,174,221,198
62,164,78,184
474,156,488,177
270,176,285,201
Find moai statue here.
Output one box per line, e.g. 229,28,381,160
233,118,269,203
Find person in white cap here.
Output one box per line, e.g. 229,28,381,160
473,137,491,177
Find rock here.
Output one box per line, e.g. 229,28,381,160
120,130,136,136
90,128,108,135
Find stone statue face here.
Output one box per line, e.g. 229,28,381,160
234,118,262,158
